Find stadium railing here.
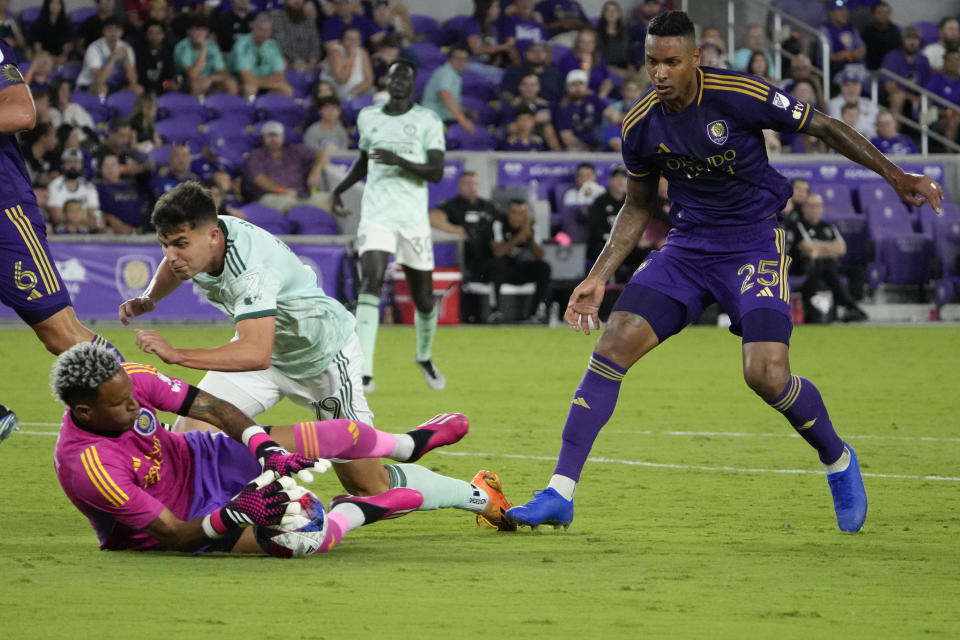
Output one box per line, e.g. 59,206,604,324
869,68,960,155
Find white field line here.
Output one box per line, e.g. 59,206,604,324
16,424,960,482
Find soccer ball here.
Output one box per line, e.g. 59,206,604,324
254,490,328,558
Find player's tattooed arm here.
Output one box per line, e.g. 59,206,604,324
184,388,257,439
587,173,658,283
805,110,943,213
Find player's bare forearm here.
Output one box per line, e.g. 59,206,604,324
806,110,901,183
587,176,656,282
145,509,211,551
332,151,368,196
185,388,256,437
144,258,184,303
389,149,444,183
172,342,272,371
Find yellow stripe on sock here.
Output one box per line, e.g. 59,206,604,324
588,357,625,380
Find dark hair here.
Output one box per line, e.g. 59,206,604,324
187,14,210,31
63,198,82,211
102,16,122,30
647,10,695,41
576,162,596,172
108,117,130,132
145,20,166,32
340,24,361,39
318,96,341,109
448,45,470,59
472,0,496,28
508,198,527,208
513,106,536,118
151,181,218,232
939,16,958,30
388,58,418,77
791,177,809,186
377,33,402,51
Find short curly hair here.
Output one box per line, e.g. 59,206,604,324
51,343,122,406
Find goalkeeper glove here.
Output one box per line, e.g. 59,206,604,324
242,425,332,482
201,470,305,539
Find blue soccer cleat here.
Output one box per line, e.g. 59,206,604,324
504,487,574,530
827,442,867,533
0,404,19,444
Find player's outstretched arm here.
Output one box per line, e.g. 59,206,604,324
567,174,658,334
369,148,444,183
805,110,943,214
136,316,275,370
330,150,369,216
118,258,183,325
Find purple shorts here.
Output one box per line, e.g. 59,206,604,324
0,201,72,324
184,430,261,521
615,220,793,344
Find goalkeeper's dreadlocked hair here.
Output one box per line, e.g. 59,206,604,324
51,343,123,407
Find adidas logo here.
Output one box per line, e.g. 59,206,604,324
572,397,591,409
756,287,774,297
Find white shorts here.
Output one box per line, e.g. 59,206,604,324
196,333,373,425
357,218,434,271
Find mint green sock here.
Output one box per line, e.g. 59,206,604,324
386,463,485,512
414,307,438,362
356,293,381,378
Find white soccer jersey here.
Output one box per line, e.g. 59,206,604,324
190,216,356,379
356,103,445,228
47,177,100,211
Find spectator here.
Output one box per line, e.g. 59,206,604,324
59,199,94,235
174,15,238,97
870,108,918,154
463,0,517,73
47,79,96,141
840,101,862,131
429,170,499,279
500,72,561,150
921,16,958,73
827,67,878,139
789,192,868,323
214,0,254,54
602,73,645,151
137,20,179,96
322,0,378,53
732,24,773,73
781,54,824,106
21,122,59,191
633,0,665,28
421,46,475,133
241,121,329,212
500,40,564,103
150,143,199,201
323,25,374,102
146,0,172,30
860,1,900,70
595,1,636,78
820,0,866,74
747,49,777,83
304,96,350,151
207,168,245,217
881,25,930,118
77,16,142,96
490,199,552,323
271,0,322,72
27,54,55,95
557,28,614,98
48,149,101,230
497,0,548,49
129,93,162,153
699,39,726,70
301,78,337,127
782,177,810,253
96,152,148,233
32,89,53,128
229,13,293,99
125,0,151,31
54,124,87,172
924,49,960,143
367,0,414,49
561,161,603,208
31,0,72,61
80,0,122,50
370,34,401,95
498,106,546,151
96,118,149,179
554,68,607,151
535,0,590,45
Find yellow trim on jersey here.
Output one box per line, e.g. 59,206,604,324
81,446,129,507
797,103,811,130
627,169,652,178
621,94,660,138
696,67,704,105
702,72,768,91
5,206,58,294
621,92,657,132
702,83,768,101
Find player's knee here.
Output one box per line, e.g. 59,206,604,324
340,466,390,496
359,275,384,296
743,358,790,399
412,290,434,313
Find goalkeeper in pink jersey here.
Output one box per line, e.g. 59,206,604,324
51,342,469,555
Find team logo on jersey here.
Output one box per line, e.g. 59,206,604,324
773,92,790,110
706,120,728,145
2,64,23,84
792,102,804,120
134,408,158,436
404,124,416,136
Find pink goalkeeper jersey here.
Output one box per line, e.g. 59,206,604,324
53,362,197,550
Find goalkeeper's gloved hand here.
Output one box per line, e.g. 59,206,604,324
242,426,333,482
201,470,306,539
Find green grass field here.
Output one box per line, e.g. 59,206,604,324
1,323,958,639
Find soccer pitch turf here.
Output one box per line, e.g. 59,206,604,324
1,323,958,639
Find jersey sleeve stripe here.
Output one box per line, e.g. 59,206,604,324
621,92,657,131
702,83,768,101
235,309,277,322
122,362,157,374
5,207,57,294
622,99,659,138
81,447,128,507
701,75,770,94
797,103,811,130
696,68,705,105
702,72,768,91
627,169,651,178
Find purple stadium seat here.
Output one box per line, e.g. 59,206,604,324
156,119,205,153
913,21,939,46
558,203,589,242
856,181,903,213
460,69,496,102
410,14,443,45
20,6,41,27
157,92,204,121
203,93,255,122
340,93,374,126
427,161,464,208
106,91,137,120
445,123,496,150
811,182,853,211
933,215,960,276
461,95,498,125
866,202,913,240
287,205,340,235
408,42,446,70
50,61,82,84
441,15,472,47
253,94,305,129
286,69,311,99
414,71,430,101
69,91,111,124
148,145,171,166
240,204,293,234
203,117,256,150
871,234,934,286
69,7,97,26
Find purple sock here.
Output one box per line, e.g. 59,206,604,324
767,375,844,464
93,334,124,360
554,352,627,481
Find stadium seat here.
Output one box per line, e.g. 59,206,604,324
148,145,171,166
913,21,939,46
240,203,293,235
105,91,137,120
156,120,205,153
856,181,903,213
69,91,110,124
408,42,446,71
445,123,496,150
253,94,305,129
461,95,498,126
19,6,40,27
866,202,914,240
287,205,340,235
190,157,220,182
460,69,497,102
340,93,374,126
68,7,97,27
202,93,255,123
823,208,870,266
428,161,464,208
441,15,472,47
285,69,311,99
202,117,257,151
414,71,430,101
50,61,82,84
558,203,589,242
870,234,934,286
409,14,443,45
157,92,204,121
811,182,853,211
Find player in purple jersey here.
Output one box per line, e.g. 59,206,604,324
51,342,475,554
506,11,944,533
0,37,122,441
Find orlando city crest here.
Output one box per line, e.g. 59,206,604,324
115,254,157,300
134,408,157,436
707,120,728,145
